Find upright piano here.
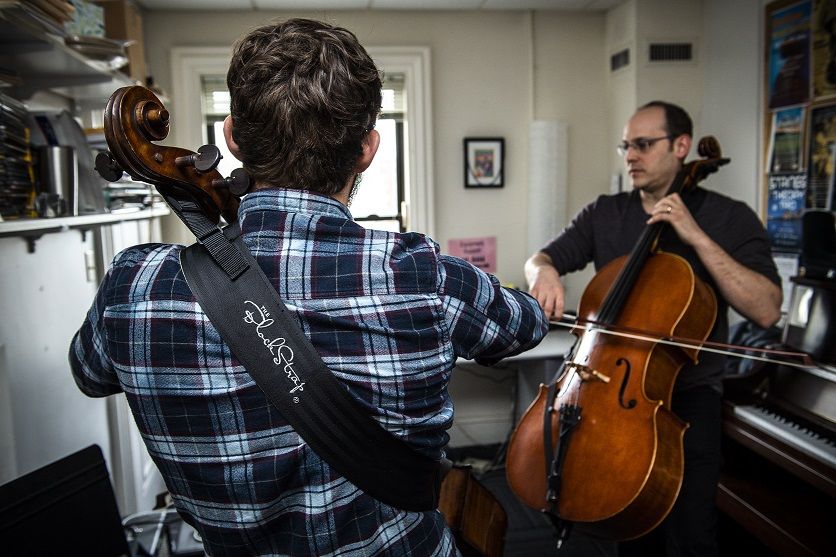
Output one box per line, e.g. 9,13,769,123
719,277,835,556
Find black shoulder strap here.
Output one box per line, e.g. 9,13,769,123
171,195,444,512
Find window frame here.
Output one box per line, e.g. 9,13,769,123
170,46,434,237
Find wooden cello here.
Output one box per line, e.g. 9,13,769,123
505,137,729,541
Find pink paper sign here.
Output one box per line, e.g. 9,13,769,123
447,236,497,273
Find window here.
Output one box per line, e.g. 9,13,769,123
172,47,433,237
349,73,406,232
200,75,237,179
198,73,407,232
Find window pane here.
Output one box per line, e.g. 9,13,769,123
351,118,399,219
356,219,401,233
381,73,405,112
200,75,239,179
200,72,407,231
201,76,230,116
212,120,239,179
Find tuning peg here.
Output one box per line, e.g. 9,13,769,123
95,151,125,182
212,167,253,196
175,144,222,173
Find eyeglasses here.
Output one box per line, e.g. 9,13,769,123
616,135,673,156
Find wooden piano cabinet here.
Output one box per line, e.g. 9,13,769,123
718,417,834,557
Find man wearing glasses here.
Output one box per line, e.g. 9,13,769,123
523,101,781,556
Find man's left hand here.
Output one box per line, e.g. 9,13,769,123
646,193,706,247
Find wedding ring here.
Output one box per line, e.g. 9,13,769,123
666,205,672,214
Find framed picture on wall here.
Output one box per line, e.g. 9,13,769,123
766,0,812,109
812,0,836,99
807,101,836,208
464,137,504,188
767,105,806,174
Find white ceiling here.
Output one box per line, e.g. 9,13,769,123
135,0,622,12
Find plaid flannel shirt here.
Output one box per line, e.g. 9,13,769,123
70,189,547,556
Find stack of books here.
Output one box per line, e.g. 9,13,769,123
86,127,164,213
0,1,75,36
0,91,35,219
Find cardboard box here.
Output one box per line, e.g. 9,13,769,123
95,1,146,83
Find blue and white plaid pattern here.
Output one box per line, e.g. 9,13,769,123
70,189,547,556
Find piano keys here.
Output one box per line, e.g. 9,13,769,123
727,402,836,488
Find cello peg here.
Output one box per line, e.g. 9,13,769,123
175,144,222,173
95,151,124,182
212,167,253,196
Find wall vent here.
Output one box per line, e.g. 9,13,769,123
649,42,693,62
610,48,630,72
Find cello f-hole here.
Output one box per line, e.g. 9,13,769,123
616,357,637,409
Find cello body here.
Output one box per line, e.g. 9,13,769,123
506,251,716,540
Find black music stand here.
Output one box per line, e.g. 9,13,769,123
799,209,836,280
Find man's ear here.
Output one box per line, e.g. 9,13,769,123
223,115,243,160
353,130,380,173
673,134,691,160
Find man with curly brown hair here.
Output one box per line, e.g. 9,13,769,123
71,19,547,556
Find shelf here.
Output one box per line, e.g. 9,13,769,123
0,3,135,100
0,205,170,237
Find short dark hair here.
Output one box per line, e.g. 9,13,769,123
227,19,382,195
639,100,693,139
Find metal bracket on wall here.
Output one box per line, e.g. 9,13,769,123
21,231,47,254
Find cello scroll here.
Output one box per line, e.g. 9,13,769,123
96,85,245,225
671,135,730,195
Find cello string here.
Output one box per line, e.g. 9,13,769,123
548,317,817,371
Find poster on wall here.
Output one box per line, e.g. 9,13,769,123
807,101,836,208
447,236,497,273
766,173,807,251
767,106,806,173
767,0,812,109
812,0,836,98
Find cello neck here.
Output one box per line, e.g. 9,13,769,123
597,179,682,324
597,137,729,325
597,222,659,324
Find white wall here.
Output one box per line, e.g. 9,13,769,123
606,0,638,186
0,231,110,483
2,1,773,493
141,3,767,300
533,12,609,224
635,0,704,121
532,10,609,307
700,0,764,210
143,9,604,290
